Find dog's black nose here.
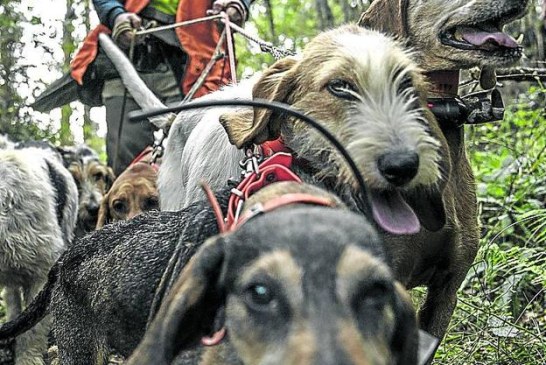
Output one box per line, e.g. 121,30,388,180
87,203,100,216
378,151,419,186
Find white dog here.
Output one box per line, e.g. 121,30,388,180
0,141,78,365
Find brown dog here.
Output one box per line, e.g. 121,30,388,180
359,0,528,74
96,158,159,228
357,0,529,347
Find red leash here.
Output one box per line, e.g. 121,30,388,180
129,146,160,172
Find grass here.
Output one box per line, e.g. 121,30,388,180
432,87,546,364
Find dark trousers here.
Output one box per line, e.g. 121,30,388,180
105,92,181,176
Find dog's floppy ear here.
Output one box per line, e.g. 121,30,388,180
220,57,298,148
391,282,419,365
104,167,116,190
358,0,409,38
55,146,75,167
404,188,446,232
125,236,226,365
96,192,111,229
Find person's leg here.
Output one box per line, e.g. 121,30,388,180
102,68,181,176
104,95,156,176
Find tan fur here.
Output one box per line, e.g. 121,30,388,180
336,245,389,284
358,0,529,71
220,58,299,148
337,320,378,365
96,162,158,228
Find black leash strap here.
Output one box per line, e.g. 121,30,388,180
129,98,371,216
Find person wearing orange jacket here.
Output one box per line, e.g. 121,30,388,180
72,0,252,175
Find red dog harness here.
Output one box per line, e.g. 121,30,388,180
129,146,160,172
202,138,337,233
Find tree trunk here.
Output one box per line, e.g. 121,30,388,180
315,0,334,30
0,2,38,140
60,0,77,145
264,0,276,40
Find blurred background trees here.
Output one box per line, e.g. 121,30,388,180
0,0,544,146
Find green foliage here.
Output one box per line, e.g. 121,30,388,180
235,0,367,76
434,88,546,364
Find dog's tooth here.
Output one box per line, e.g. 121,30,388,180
454,28,465,42
516,34,523,45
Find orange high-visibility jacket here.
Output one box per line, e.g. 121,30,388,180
71,0,232,98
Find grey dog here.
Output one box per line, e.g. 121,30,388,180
0,140,78,365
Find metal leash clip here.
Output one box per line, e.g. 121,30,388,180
151,129,167,164
428,88,505,129
238,145,263,178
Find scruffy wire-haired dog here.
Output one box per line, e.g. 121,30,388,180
125,24,460,343
61,145,115,237
0,144,78,365
126,183,422,365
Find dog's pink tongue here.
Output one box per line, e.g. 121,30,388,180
460,28,519,49
371,190,420,235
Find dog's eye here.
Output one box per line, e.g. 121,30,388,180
112,200,127,214
352,280,392,315
93,172,104,182
245,284,276,310
142,197,159,211
327,79,359,101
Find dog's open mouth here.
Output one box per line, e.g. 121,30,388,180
440,17,522,57
370,190,420,235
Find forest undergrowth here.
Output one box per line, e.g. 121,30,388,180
431,86,546,364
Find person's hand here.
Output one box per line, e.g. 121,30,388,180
112,12,142,49
207,0,247,27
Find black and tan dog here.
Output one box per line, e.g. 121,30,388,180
126,182,422,365
357,0,530,345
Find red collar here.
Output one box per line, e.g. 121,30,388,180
202,141,336,232
425,70,460,98
234,193,338,229
129,146,160,172
259,137,291,157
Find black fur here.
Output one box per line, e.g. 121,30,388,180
0,188,229,364
46,160,68,229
